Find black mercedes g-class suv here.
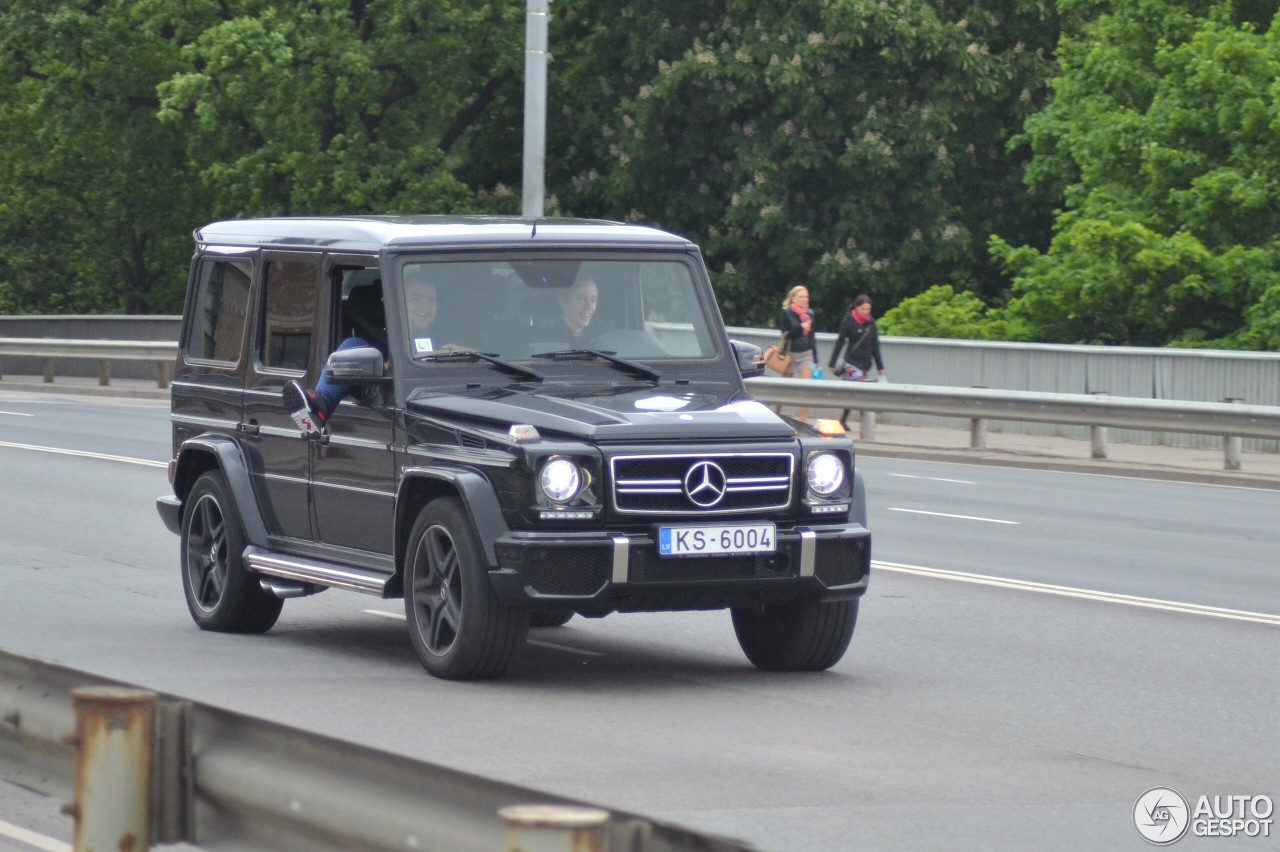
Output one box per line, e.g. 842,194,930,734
156,216,870,679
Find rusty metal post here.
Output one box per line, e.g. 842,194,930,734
1223,397,1243,471
500,804,609,852
64,687,156,852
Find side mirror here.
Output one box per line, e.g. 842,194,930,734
730,340,765,378
323,345,387,384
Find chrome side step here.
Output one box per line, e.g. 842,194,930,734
244,546,392,596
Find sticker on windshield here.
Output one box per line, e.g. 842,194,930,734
414,337,434,353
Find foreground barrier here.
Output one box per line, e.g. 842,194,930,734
0,648,754,851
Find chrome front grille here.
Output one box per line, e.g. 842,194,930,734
610,452,793,515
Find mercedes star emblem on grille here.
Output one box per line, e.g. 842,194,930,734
683,461,728,507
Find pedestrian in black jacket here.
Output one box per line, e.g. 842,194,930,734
828,294,887,426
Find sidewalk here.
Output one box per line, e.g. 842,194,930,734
4,375,1278,490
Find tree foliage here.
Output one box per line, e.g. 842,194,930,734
0,1,198,313
151,0,524,217
5,0,1278,353
544,0,1061,327
989,0,1280,348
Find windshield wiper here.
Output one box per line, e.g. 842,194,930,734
530,348,662,380
413,350,545,382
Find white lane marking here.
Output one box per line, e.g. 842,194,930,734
527,639,604,657
0,440,166,468
873,560,1280,626
887,473,974,484
362,609,604,657
887,507,1020,525
364,609,405,622
0,409,35,417
0,819,70,852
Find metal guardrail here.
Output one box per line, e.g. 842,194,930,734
745,376,1280,470
0,648,754,851
0,339,177,388
1,335,1275,470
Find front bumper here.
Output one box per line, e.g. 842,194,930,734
489,522,870,614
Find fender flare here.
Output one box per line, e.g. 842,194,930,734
173,435,270,548
851,468,868,528
395,468,511,570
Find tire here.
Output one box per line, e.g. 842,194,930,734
731,598,858,672
181,471,283,633
528,609,574,628
403,498,529,679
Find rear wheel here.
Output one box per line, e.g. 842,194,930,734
731,598,858,672
181,471,283,633
403,498,528,679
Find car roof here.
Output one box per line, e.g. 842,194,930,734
194,215,695,252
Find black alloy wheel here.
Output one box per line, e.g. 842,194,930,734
180,471,282,633
403,498,528,679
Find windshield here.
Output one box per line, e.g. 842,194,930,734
396,256,718,364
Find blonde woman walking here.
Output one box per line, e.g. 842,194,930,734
777,284,818,422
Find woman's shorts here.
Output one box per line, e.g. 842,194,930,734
785,348,814,377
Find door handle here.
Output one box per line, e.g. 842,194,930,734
239,420,260,436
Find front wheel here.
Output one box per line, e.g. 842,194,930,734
403,498,528,679
731,598,858,672
181,471,283,633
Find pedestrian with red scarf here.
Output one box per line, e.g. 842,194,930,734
777,284,818,421
828,294,887,425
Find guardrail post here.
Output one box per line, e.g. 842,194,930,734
63,687,156,852
155,362,170,389
98,360,110,386
969,387,987,449
1223,397,1243,471
500,804,609,852
1089,392,1109,459
43,357,55,383
860,410,876,442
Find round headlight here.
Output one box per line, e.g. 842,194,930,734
806,452,845,496
539,458,582,503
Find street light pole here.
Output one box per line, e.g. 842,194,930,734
521,0,549,219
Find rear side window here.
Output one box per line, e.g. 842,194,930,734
261,256,321,371
184,258,250,364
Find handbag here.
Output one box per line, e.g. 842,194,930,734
763,334,792,373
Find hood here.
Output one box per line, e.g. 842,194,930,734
406,382,796,441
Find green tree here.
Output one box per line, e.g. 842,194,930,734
0,1,198,313
878,284,1030,339
153,0,524,216
993,0,1280,348
541,0,1062,327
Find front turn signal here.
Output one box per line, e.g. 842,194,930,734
813,418,846,437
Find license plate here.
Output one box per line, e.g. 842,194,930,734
658,523,776,557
